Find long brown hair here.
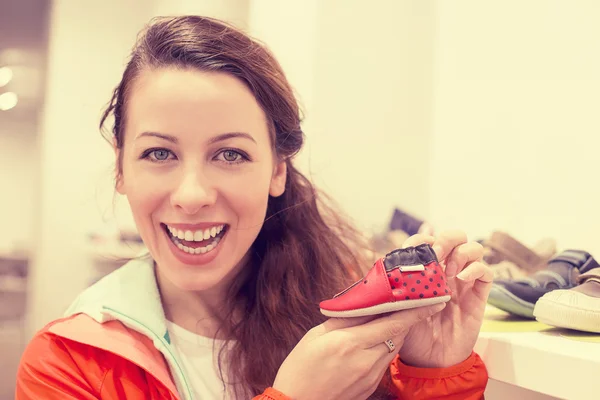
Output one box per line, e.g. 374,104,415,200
100,16,389,398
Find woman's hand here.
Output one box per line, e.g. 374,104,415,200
399,230,493,368
273,303,446,400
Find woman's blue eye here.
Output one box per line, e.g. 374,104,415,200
143,148,174,162
152,150,170,161
223,150,241,162
216,149,248,164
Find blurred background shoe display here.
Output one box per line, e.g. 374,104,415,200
481,231,557,280
389,207,435,237
487,250,598,319
534,266,600,333
87,228,146,285
368,207,435,260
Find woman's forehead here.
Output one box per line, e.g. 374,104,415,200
125,68,269,144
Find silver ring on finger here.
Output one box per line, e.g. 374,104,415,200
384,339,395,353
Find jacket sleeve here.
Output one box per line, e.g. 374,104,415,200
16,330,104,400
385,352,488,400
254,353,487,400
253,387,292,400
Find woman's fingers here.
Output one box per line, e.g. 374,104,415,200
456,261,493,283
445,241,484,277
455,261,494,298
342,303,447,349
402,234,435,248
430,230,469,263
402,230,476,276
317,315,377,335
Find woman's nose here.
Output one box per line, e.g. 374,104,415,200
170,170,217,215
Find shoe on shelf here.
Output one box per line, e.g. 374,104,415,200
389,208,433,237
320,244,451,318
487,250,599,319
533,267,600,333
482,231,557,280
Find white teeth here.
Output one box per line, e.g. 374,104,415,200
167,225,225,240
169,230,222,255
167,224,225,250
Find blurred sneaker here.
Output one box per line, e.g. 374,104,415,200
320,244,451,318
534,267,600,333
482,232,557,280
389,208,432,237
487,250,598,318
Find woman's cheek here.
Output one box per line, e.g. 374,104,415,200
223,177,272,226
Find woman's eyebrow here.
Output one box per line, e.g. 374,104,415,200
208,132,257,145
135,131,257,145
136,131,178,143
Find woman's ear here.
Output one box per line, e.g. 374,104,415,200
269,160,287,197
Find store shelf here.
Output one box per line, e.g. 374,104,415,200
475,306,599,400
0,275,27,293
0,252,29,276
0,254,28,263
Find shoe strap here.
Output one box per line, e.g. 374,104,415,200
549,250,598,274
577,267,600,284
383,244,437,272
518,270,568,289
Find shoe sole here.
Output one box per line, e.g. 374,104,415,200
534,291,600,333
487,285,535,318
320,295,451,318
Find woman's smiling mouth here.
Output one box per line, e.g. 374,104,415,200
163,223,228,255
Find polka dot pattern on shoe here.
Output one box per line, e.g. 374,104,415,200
389,260,451,301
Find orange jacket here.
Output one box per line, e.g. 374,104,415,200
16,257,488,399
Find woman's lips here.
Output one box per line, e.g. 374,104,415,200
163,223,228,265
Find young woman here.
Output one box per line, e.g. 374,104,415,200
16,16,492,400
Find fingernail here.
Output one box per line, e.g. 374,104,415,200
456,269,469,281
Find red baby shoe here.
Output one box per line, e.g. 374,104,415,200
320,244,452,317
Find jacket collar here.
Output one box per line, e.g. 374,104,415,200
64,254,167,336
56,254,193,400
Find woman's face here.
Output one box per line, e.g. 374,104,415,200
116,68,286,292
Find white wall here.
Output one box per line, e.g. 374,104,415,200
247,0,320,188
249,0,435,232
430,0,600,255
26,0,155,335
313,0,435,231
153,0,249,30
0,119,37,254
